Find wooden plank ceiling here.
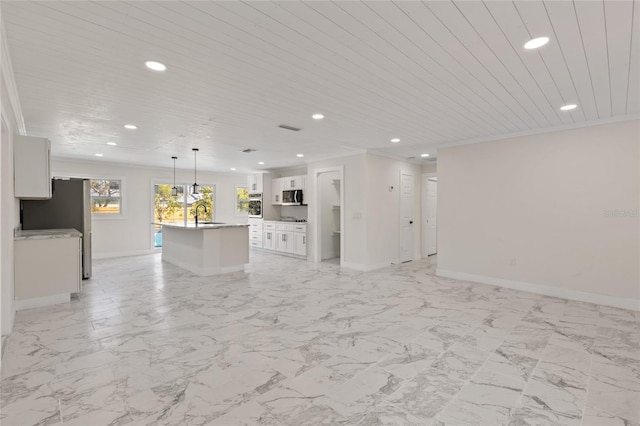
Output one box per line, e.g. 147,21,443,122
2,0,638,172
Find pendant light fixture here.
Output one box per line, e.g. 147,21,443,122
171,156,178,197
192,148,199,195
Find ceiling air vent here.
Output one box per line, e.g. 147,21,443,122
241,148,256,153
278,124,302,132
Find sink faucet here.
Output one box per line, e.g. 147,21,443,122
195,203,208,226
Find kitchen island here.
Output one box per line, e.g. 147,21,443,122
155,222,249,276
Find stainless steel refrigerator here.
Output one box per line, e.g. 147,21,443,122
21,178,92,279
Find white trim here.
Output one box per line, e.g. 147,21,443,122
1,22,26,136
312,166,344,266
437,269,640,312
93,249,157,260
421,172,437,258
15,293,70,311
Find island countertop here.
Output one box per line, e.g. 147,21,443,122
153,222,249,230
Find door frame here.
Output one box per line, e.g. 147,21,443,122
312,166,344,265
399,169,415,263
421,172,437,257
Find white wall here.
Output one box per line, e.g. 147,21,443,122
52,159,248,258
365,154,423,266
0,18,24,337
307,154,368,267
307,153,422,270
437,120,640,310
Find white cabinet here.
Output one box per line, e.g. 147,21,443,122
248,218,263,248
293,232,307,256
14,135,52,199
272,178,283,205
275,230,293,253
283,175,304,190
247,174,263,193
14,231,81,306
263,229,276,250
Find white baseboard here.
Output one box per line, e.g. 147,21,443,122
15,293,70,311
93,249,158,260
437,269,640,312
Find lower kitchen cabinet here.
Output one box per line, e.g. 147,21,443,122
258,222,306,257
14,229,82,309
293,232,307,256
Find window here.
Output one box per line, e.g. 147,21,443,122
90,179,121,214
153,183,215,247
236,186,249,214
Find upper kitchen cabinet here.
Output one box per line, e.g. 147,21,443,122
247,173,264,193
272,177,283,205
14,135,52,199
283,175,305,190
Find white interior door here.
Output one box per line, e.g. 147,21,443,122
425,177,437,256
400,171,414,263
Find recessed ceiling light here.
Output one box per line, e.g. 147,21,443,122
95,153,103,157
560,104,578,111
230,168,236,171
421,153,430,157
106,142,117,146
145,60,166,71
258,161,265,165
524,36,549,50
124,124,137,130
296,154,304,158
312,113,324,120
391,138,400,143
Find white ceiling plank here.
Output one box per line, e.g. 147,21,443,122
542,0,599,121
1,0,636,171
603,0,635,116
510,0,586,123
626,1,640,114
573,0,612,118
423,0,542,130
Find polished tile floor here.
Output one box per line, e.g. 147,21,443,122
1,251,639,425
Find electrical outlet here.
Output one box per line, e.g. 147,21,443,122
508,258,517,266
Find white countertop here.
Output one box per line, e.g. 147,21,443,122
154,222,249,230
15,228,82,240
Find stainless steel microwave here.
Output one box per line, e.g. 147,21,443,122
282,189,303,206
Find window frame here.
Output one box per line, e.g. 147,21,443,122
89,178,124,217
235,185,249,217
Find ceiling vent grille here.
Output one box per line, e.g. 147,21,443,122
278,124,302,132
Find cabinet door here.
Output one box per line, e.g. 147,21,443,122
294,232,307,256
255,174,263,193
14,135,52,199
263,231,275,250
271,178,283,205
247,174,257,192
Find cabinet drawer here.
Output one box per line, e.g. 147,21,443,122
293,225,307,232
249,228,262,236
263,222,276,230
250,234,263,242
276,223,296,231
249,240,262,248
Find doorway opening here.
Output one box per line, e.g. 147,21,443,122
314,167,344,265
399,170,415,263
422,174,437,257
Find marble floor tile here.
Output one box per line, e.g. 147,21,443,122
1,251,638,425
